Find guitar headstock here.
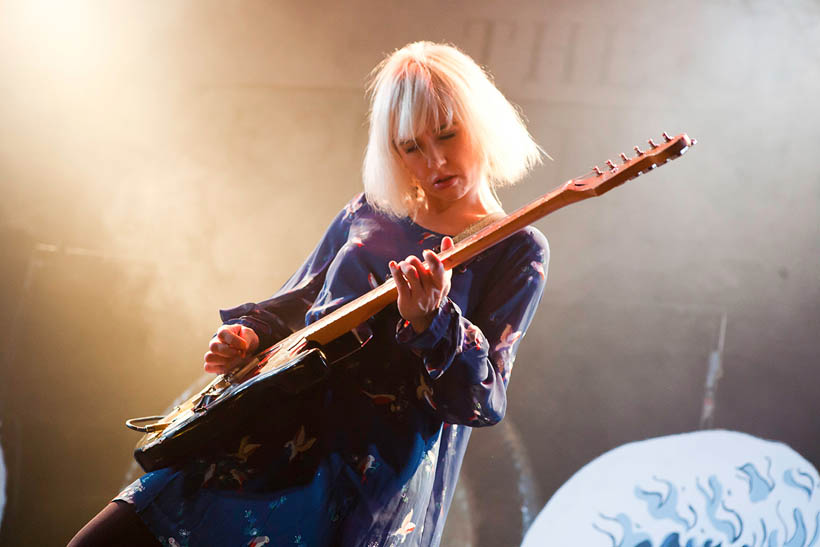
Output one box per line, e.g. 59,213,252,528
566,132,695,196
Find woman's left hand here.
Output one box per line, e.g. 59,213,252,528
389,236,454,333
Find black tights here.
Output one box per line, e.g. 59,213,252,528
67,500,162,547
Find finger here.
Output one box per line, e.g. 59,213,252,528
204,350,229,364
424,248,451,306
422,249,445,285
217,324,243,337
204,351,253,374
401,261,423,294
438,238,454,284
204,361,234,375
203,352,236,374
439,276,451,303
203,357,223,374
213,333,243,354
217,325,239,343
407,255,428,273
390,260,412,301
209,339,243,357
238,326,259,352
217,327,248,351
217,329,243,349
406,256,431,290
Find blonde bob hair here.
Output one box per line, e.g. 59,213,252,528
363,41,543,218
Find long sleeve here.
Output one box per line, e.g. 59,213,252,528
396,227,549,425
219,195,363,351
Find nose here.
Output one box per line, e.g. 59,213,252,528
425,144,445,168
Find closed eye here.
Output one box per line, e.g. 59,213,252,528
438,132,456,141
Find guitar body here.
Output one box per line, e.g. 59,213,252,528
133,346,329,472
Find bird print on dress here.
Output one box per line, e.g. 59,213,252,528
284,426,317,462
201,463,216,487
416,372,436,410
494,324,523,382
361,390,396,405
495,353,514,383
343,194,364,219
418,232,438,245
422,445,438,476
359,454,376,484
197,459,249,491
232,436,262,464
230,468,248,488
530,260,546,280
361,389,401,412
391,510,416,544
494,324,522,353
463,324,483,350
247,537,270,547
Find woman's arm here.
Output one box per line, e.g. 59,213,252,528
396,228,549,425
204,195,362,373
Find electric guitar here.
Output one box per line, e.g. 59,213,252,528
127,132,696,472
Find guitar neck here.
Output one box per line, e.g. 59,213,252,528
301,132,693,346
302,182,585,345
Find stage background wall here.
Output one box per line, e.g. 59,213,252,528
1,1,818,544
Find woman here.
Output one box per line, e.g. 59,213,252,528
71,41,548,546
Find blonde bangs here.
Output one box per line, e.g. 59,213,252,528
391,64,457,145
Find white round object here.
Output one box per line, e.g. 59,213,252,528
522,430,820,547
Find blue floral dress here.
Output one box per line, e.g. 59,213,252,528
117,193,548,547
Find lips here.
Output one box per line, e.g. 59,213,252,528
433,175,457,188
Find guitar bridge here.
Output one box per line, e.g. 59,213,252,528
193,393,215,413
191,379,232,412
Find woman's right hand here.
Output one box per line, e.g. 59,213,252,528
203,324,260,375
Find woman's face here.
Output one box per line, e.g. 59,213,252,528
394,123,483,210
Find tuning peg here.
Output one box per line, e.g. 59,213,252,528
605,159,617,170
662,132,672,142
647,138,659,149
592,165,603,176
619,153,629,163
